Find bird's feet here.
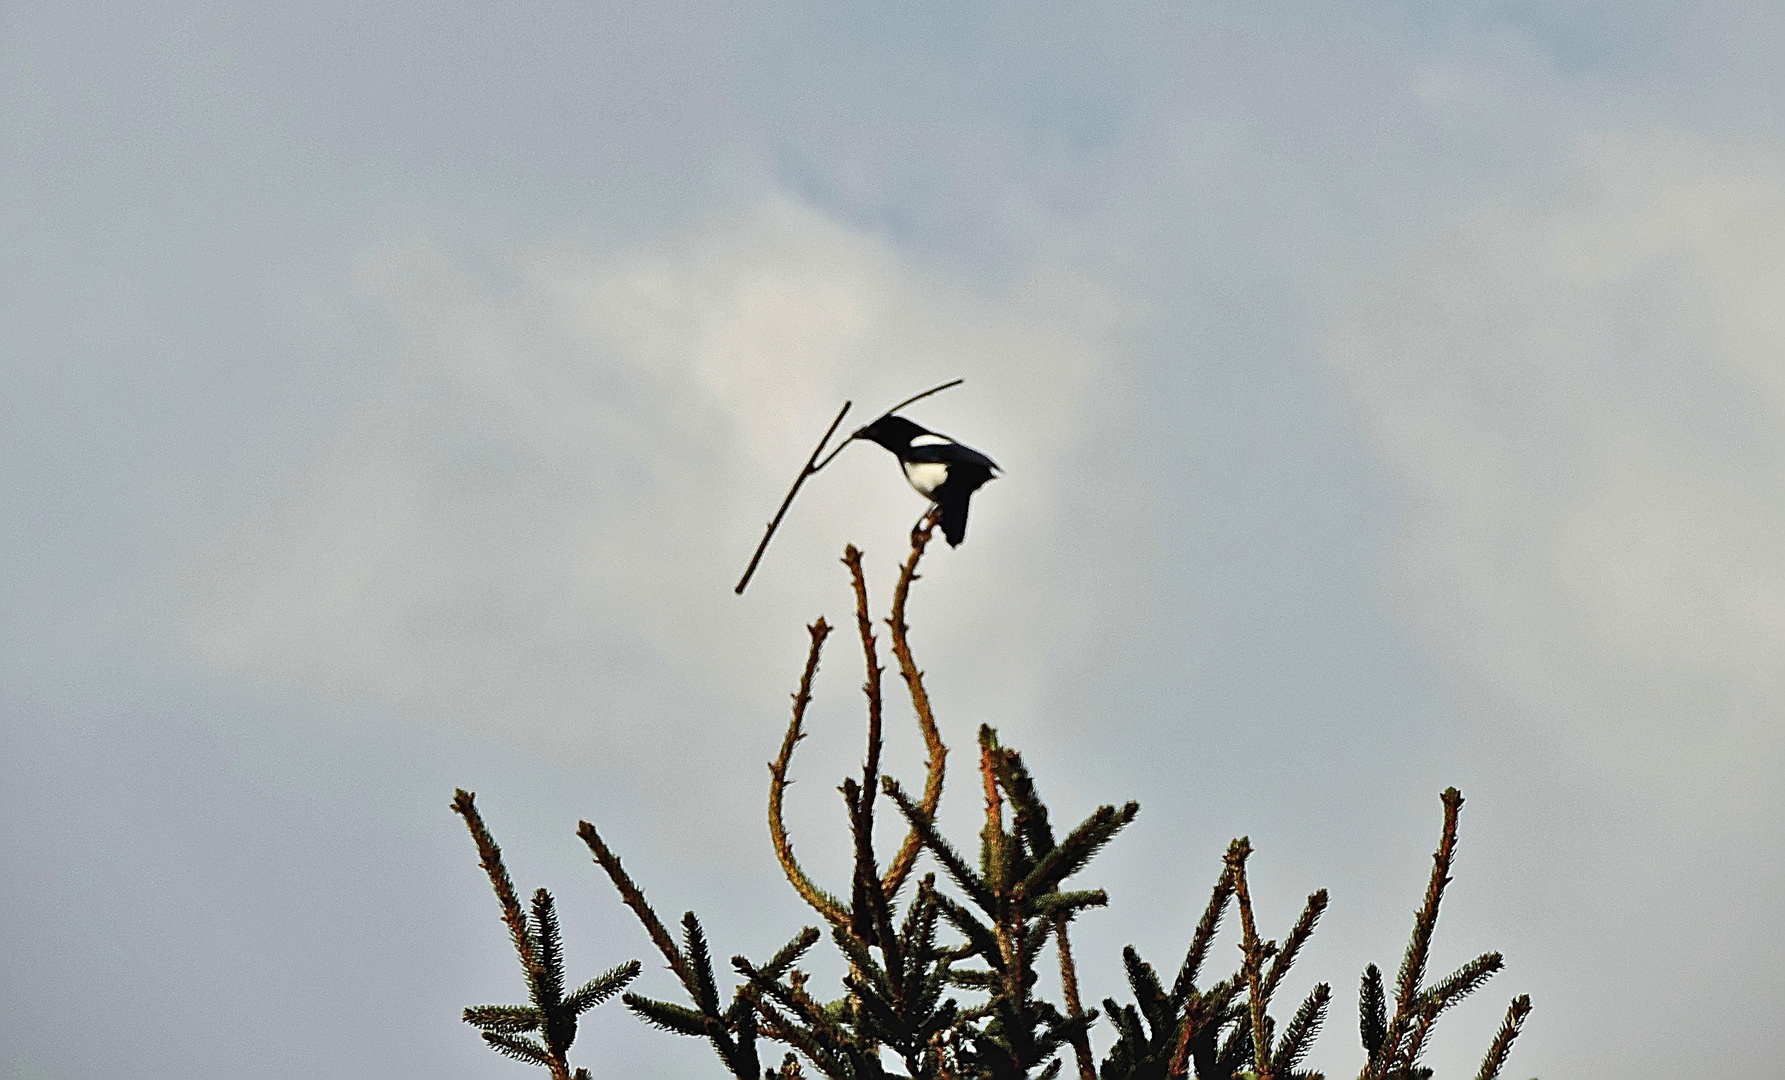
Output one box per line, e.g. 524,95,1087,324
912,505,941,543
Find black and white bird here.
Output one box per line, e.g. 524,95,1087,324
852,415,999,547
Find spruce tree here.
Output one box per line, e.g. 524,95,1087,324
455,520,1532,1079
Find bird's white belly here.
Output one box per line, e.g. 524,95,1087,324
901,461,949,498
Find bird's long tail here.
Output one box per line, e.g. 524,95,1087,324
938,490,971,547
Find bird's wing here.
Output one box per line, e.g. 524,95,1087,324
905,440,999,472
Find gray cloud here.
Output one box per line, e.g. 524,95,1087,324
1334,128,1785,826
7,3,1785,1079
190,199,1128,749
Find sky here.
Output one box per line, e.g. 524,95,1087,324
4,2,1783,1078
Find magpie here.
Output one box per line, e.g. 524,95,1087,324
853,415,999,547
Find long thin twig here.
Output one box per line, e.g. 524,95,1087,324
736,401,853,595
884,377,966,420
736,379,965,595
810,378,965,473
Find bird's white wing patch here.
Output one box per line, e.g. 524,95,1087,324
909,433,952,448
901,461,949,498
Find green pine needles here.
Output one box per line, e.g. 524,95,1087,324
454,520,1532,1079
451,790,641,1080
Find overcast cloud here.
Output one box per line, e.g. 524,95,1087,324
5,3,1782,1079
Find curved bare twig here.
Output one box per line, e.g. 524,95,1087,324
881,517,948,898
768,618,850,928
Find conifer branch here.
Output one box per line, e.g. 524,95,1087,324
624,994,715,1037
1226,837,1274,1080
1174,864,1235,1004
1358,964,1388,1065
1473,995,1532,1080
565,961,644,1014
483,1032,553,1066
1264,890,1328,1002
684,912,723,1016
841,546,893,942
594,895,765,1079
1020,800,1140,897
531,889,567,1011
1054,915,1097,1080
1365,787,1465,1080
731,926,823,989
883,519,947,898
456,534,1531,1080
1216,1012,1256,1079
455,792,637,1080
884,775,994,912
979,733,1009,900
767,618,851,929
1271,982,1330,1078
464,1004,543,1033
1420,951,1503,1016
843,777,897,961
1029,889,1109,921
1399,1005,1439,1078
992,742,1058,862
1122,947,1166,1029
843,546,884,795
576,820,699,994
452,790,537,978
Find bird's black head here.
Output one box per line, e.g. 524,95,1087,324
852,414,930,453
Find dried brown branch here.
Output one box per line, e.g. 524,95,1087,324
576,819,699,996
457,793,640,1080
1366,787,1465,1080
736,400,853,595
767,618,850,929
452,790,538,981
1226,837,1274,1080
977,734,1022,1004
845,546,886,929
882,519,947,898
980,737,1008,898
1054,914,1097,1080
843,546,885,792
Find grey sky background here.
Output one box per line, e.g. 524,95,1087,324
4,3,1782,1078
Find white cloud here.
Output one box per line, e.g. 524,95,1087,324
190,197,1125,746
1333,129,1785,825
